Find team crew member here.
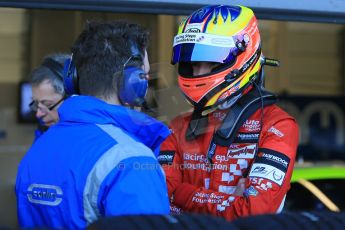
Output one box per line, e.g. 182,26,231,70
29,54,69,139
16,21,170,229
159,5,299,220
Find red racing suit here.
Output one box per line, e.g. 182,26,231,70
159,104,299,220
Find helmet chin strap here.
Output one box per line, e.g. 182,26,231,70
201,107,217,116
187,66,270,141
201,93,242,116
218,93,242,110
201,92,243,116
200,82,250,116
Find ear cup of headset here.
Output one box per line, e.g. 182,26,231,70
119,66,148,107
62,57,78,95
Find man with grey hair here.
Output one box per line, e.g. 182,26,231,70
29,53,69,139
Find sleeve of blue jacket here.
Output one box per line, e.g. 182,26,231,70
82,143,170,225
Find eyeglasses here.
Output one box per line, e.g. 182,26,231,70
29,96,65,112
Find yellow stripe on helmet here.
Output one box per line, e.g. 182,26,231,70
205,75,243,107
178,17,189,34
177,5,254,36
206,6,254,36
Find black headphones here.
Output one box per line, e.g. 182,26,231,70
62,41,148,107
41,58,64,81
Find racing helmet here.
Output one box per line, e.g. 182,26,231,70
172,5,263,112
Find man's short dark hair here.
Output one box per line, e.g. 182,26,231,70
71,20,150,99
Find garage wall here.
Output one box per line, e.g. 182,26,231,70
260,21,344,95
288,23,344,95
0,8,33,228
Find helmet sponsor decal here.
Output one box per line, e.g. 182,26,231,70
174,33,235,48
218,83,240,102
242,51,259,72
184,23,203,33
185,28,201,33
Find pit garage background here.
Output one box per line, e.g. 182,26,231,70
0,0,344,227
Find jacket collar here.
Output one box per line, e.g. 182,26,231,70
58,95,170,156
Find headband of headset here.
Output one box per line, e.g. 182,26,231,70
41,58,64,80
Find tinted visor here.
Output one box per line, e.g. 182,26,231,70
171,33,238,65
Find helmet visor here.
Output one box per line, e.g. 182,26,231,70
171,33,238,65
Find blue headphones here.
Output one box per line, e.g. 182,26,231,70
62,41,148,107
62,55,78,95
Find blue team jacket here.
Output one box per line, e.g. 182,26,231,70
15,96,171,229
